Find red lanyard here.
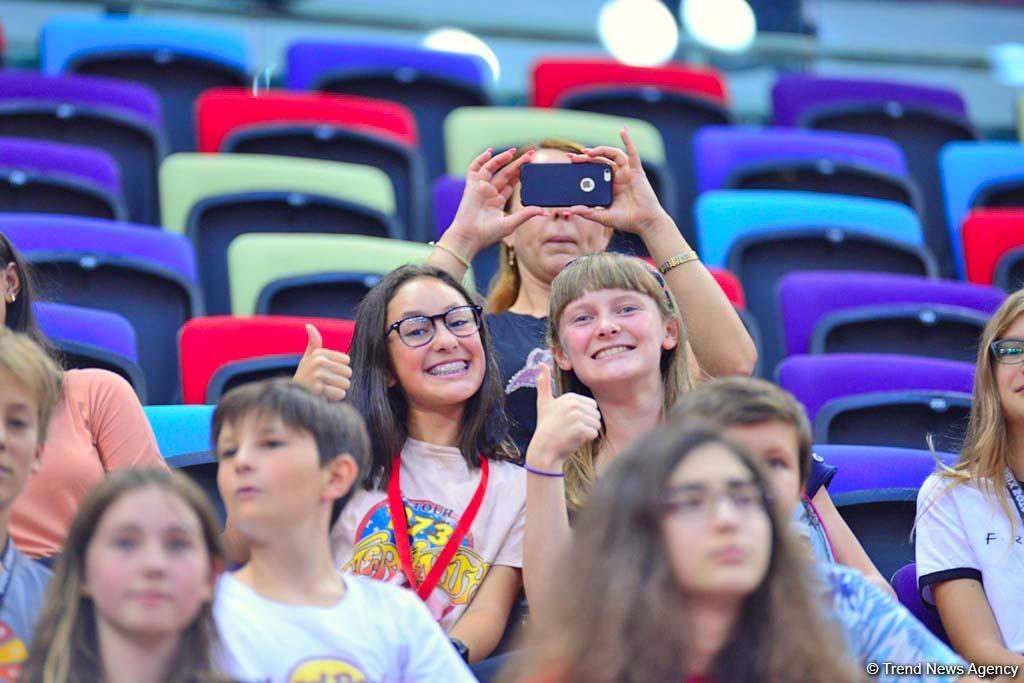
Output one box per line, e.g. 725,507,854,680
386,453,489,601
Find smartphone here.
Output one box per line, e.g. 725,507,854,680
520,163,613,208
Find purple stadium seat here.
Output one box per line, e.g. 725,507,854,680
33,301,147,400
0,70,166,224
777,353,974,421
0,136,126,219
693,126,913,199
771,73,975,279
778,272,1004,360
812,443,955,496
431,174,501,294
893,563,950,643
2,214,201,404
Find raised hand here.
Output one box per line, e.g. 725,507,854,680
526,363,602,471
292,324,352,402
564,126,669,238
442,147,548,259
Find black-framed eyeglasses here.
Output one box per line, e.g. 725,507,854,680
991,339,1024,365
385,304,483,348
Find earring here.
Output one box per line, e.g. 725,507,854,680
508,248,517,268
6,294,13,304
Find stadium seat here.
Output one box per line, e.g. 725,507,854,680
778,272,1003,362
961,209,1024,287
940,141,1024,277
226,233,451,317
693,126,921,214
696,191,935,372
777,354,974,451
893,563,950,644
159,153,399,315
40,16,248,152
532,58,730,248
178,316,356,404
2,214,202,404
34,301,146,400
1018,95,1024,143
0,137,126,219
195,88,427,241
0,71,166,225
144,404,221,520
287,40,490,182
772,74,976,279
812,443,955,496
833,487,920,585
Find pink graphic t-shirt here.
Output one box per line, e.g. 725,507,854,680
330,438,526,631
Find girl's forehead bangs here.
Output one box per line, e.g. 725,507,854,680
554,256,663,313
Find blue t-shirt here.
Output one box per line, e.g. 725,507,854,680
819,564,964,683
0,541,51,680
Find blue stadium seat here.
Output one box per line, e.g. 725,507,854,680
144,404,221,521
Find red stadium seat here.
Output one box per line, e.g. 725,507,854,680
962,209,1024,286
178,315,355,404
195,87,418,152
530,58,729,108
639,257,746,309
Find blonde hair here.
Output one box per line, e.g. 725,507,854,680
934,289,1021,527
0,327,61,445
486,138,586,314
547,253,693,510
22,470,227,683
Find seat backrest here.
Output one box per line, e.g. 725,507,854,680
226,233,448,315
776,353,974,421
940,141,1024,276
812,444,956,496
891,562,950,644
771,74,969,128
962,208,1024,286
530,57,728,108
693,126,908,193
0,71,166,224
778,271,1005,356
832,487,919,587
144,404,215,459
432,175,464,240
815,390,972,451
178,316,356,404
444,107,664,176
34,301,138,361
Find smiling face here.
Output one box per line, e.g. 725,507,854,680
723,421,803,517
0,367,41,510
216,413,332,537
83,486,214,642
504,148,613,285
994,313,1024,427
385,277,486,411
553,287,678,391
661,444,772,602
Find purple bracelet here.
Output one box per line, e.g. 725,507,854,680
524,464,565,478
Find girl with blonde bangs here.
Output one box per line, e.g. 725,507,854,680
916,289,1024,668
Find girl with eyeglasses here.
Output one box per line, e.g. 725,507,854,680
916,290,1024,667
330,264,525,665
502,425,865,683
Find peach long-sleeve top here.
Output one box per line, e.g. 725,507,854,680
10,369,166,558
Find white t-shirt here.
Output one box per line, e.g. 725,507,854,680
330,438,526,631
916,472,1024,653
213,571,476,683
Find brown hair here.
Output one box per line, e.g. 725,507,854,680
929,289,1022,529
487,139,586,314
22,469,227,683
548,252,692,510
500,424,864,683
0,327,61,444
671,376,813,488
212,378,370,525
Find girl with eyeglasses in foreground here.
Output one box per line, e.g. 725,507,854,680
503,425,865,683
330,265,525,664
21,469,226,683
916,289,1024,668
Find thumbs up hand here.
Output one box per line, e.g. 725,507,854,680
292,324,352,402
526,363,602,471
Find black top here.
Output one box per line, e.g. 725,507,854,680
485,310,549,458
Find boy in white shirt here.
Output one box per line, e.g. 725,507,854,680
211,379,475,683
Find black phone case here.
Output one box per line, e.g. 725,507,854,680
520,163,613,207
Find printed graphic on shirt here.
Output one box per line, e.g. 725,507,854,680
287,657,367,683
0,621,28,682
344,499,490,621
505,348,552,394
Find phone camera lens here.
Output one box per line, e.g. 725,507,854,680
580,178,595,192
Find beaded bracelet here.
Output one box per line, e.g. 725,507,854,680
429,241,472,270
524,464,565,478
